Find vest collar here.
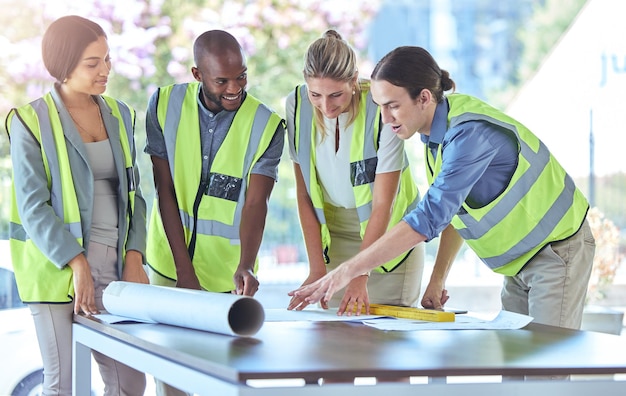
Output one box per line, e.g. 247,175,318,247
197,85,248,118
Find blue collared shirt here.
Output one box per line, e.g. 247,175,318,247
403,97,518,241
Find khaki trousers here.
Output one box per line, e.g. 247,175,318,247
30,241,146,396
324,205,425,308
501,219,596,329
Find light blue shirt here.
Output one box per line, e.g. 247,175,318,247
403,97,518,241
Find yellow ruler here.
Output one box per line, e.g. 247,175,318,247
363,304,455,322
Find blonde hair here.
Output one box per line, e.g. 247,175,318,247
303,30,362,139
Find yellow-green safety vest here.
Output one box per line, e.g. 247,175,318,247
6,93,136,302
146,82,283,291
293,84,420,273
425,94,589,275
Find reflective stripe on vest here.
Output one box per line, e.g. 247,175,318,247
425,94,589,275
146,82,282,291
9,96,82,242
294,84,419,272
102,95,136,231
7,93,135,302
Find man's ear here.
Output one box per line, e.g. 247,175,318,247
418,88,433,107
191,66,201,82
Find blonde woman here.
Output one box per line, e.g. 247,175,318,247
286,30,424,315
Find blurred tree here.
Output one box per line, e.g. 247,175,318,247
0,0,175,237
0,0,50,238
516,0,588,83
489,0,587,107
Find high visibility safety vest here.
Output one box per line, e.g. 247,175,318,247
293,84,420,273
6,92,136,302
425,94,589,275
146,82,283,292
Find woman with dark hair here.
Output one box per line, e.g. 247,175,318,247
286,31,424,316
290,45,595,331
6,15,147,395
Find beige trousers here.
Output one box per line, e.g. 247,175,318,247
30,241,146,396
501,219,596,329
324,205,425,308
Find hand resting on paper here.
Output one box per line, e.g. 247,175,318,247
288,264,355,313
287,271,329,311
420,282,450,310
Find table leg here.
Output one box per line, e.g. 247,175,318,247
73,324,93,395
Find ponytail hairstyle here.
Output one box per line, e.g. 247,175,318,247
371,46,455,103
303,29,362,138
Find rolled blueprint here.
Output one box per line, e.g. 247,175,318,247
102,281,265,337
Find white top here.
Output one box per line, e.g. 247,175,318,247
286,90,405,208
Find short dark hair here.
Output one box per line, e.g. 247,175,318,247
42,15,106,83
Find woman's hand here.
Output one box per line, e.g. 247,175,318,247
68,253,98,315
122,250,149,284
288,264,354,311
287,269,327,311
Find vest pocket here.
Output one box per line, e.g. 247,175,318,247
198,197,237,225
350,157,378,186
206,173,242,201
199,182,238,226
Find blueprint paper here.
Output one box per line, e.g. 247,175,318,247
264,307,532,330
98,281,265,336
361,310,533,331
